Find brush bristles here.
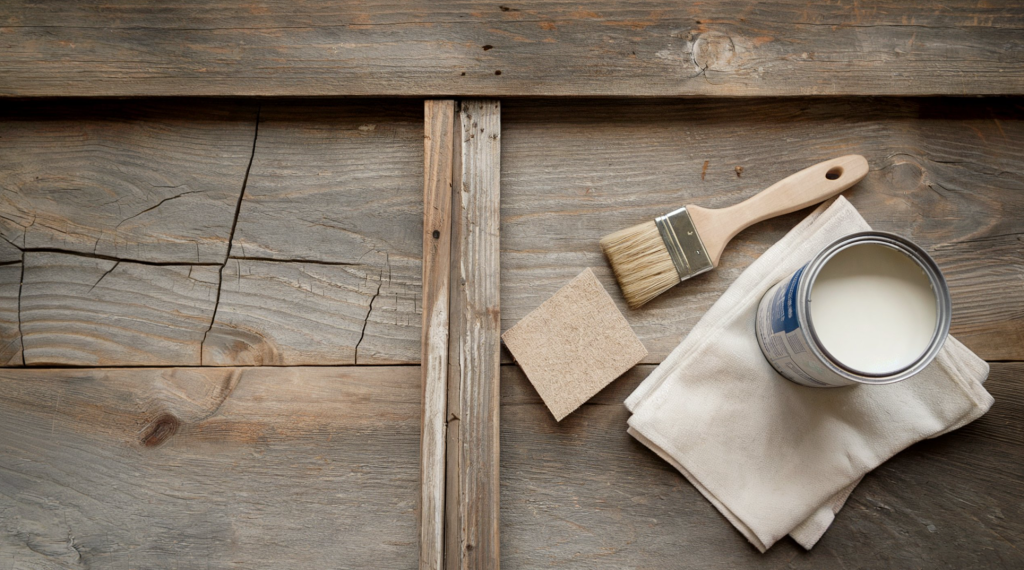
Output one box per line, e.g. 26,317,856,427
600,221,680,309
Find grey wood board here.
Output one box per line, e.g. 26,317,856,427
203,256,420,366
2,1,1024,97
500,363,1024,568
499,98,1024,364
20,251,219,366
446,100,502,569
0,262,22,366
0,100,259,264
0,366,421,569
0,238,21,264
231,100,423,267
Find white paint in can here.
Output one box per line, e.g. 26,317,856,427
809,243,937,375
755,232,951,387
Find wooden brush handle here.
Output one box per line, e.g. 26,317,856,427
687,155,869,266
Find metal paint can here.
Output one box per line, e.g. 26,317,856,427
755,231,951,387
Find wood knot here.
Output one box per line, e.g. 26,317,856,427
884,158,925,191
141,413,180,447
692,32,735,71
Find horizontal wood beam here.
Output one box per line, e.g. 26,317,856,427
0,366,422,567
2,1,1023,97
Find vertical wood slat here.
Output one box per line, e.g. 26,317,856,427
445,100,502,570
420,100,456,570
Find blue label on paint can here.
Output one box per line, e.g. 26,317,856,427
771,265,804,334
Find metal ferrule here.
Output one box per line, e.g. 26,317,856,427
655,207,714,281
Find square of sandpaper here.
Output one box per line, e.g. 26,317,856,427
502,268,648,421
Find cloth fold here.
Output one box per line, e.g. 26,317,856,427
625,196,993,552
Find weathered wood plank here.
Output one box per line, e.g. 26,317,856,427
0,238,20,264
500,98,1024,363
446,100,502,570
420,100,455,570
500,363,1024,568
0,366,420,568
21,252,219,366
202,257,420,366
0,262,22,366
0,100,258,263
2,1,1024,97
231,101,423,267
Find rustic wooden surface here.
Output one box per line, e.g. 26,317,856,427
21,252,220,366
500,98,1024,364
501,364,1024,568
207,100,424,366
420,99,456,570
0,366,421,569
0,100,259,264
3,1,1024,97
3,98,1020,367
0,96,1021,568
0,262,22,366
446,100,502,570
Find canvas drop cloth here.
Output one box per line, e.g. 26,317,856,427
624,196,994,552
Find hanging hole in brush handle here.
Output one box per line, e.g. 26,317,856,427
685,155,869,266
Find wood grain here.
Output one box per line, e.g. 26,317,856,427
0,262,22,365
500,98,1024,363
0,237,21,264
20,252,219,366
420,100,455,570
446,100,502,570
202,100,425,366
0,100,258,263
202,257,420,366
2,1,1024,97
0,366,420,568
500,363,1024,568
231,101,423,267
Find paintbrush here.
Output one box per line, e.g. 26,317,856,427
600,155,869,309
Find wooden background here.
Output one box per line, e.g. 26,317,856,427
1,1,1023,568
1,96,1021,568
2,1,1024,97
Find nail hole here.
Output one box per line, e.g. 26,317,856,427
825,166,843,180
495,70,502,75
432,230,440,239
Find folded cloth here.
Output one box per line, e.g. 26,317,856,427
624,196,994,552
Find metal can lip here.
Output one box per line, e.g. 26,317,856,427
796,231,952,385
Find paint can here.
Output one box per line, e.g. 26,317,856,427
755,231,951,387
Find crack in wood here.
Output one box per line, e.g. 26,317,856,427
200,104,261,365
14,247,222,267
17,251,24,366
114,190,205,230
87,261,119,293
227,256,361,266
354,253,388,365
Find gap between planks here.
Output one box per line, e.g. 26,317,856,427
419,99,502,570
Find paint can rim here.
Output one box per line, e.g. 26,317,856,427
796,231,952,385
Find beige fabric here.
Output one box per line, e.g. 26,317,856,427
503,268,648,421
625,196,993,552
